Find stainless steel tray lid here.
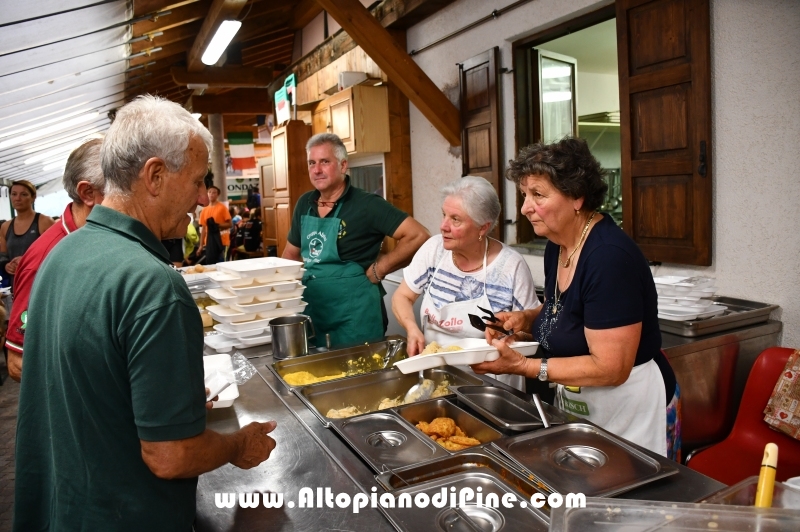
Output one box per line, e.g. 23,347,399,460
492,423,678,498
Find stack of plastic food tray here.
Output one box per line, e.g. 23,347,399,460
202,258,306,351
654,275,728,321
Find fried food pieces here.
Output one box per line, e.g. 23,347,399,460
420,342,464,355
415,417,481,451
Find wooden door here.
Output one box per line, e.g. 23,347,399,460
459,47,502,240
272,126,289,199
275,201,291,257
617,0,712,265
328,89,355,152
259,162,276,250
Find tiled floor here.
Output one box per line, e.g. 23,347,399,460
0,360,18,532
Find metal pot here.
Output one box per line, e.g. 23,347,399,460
269,315,315,360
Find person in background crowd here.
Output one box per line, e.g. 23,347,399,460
247,185,261,210
197,185,231,263
14,95,277,532
0,181,55,288
283,133,429,347
5,139,106,382
230,205,242,227
241,208,263,253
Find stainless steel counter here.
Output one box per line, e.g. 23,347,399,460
196,345,725,531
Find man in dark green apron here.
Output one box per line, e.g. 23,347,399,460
283,133,429,348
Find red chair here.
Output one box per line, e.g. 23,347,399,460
687,347,800,485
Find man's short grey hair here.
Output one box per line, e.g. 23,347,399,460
100,95,213,196
63,138,105,204
306,133,348,163
441,176,501,231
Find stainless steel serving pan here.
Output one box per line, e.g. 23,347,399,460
492,422,679,498
658,296,778,337
376,449,550,532
395,398,503,450
269,335,408,390
294,366,483,427
450,385,567,431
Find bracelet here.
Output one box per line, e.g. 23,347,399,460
371,262,383,282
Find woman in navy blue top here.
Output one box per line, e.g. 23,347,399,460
473,137,681,460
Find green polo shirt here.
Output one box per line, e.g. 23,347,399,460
14,205,206,532
287,177,408,268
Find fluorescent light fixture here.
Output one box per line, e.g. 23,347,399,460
2,107,94,141
542,91,572,103
0,112,100,150
43,159,69,173
201,20,242,66
191,113,202,120
542,66,572,79
25,142,82,165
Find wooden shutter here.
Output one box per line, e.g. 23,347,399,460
460,47,502,240
617,0,712,265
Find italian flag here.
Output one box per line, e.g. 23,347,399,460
228,132,256,170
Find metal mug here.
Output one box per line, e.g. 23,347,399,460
269,314,316,360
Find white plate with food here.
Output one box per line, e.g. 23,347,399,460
393,338,540,374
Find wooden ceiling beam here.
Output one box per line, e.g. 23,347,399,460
131,20,203,53
241,31,295,56
133,0,196,18
190,88,274,114
171,66,275,88
133,0,211,36
290,0,323,29
235,5,295,44
317,0,461,145
129,36,195,67
186,0,249,72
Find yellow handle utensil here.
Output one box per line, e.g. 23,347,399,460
754,442,778,507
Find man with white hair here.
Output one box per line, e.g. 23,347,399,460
5,138,105,381
14,96,277,531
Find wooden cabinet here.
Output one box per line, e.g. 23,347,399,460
311,85,390,154
269,120,314,256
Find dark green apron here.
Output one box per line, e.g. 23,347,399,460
300,203,384,348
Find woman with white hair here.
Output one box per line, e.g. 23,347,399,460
392,176,539,390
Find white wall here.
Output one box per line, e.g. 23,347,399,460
406,0,800,346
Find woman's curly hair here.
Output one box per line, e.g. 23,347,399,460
505,137,608,212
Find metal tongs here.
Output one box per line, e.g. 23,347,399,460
467,305,512,337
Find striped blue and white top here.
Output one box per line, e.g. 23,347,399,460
403,235,540,312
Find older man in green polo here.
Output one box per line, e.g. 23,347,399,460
14,96,278,531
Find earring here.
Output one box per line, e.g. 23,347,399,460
478,234,483,241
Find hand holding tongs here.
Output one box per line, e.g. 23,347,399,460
468,305,513,337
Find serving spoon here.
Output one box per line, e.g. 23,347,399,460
403,370,435,403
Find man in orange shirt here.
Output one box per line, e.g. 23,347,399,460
197,185,231,262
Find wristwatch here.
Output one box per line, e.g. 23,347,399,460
537,358,549,382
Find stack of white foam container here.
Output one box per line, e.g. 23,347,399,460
654,275,727,321
202,257,306,351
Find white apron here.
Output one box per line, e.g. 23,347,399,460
556,358,667,456
420,239,525,391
